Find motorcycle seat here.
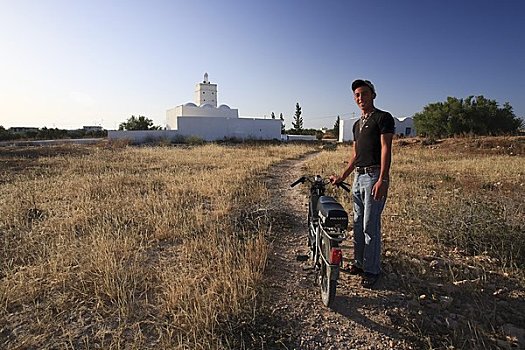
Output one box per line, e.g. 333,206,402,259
317,196,348,228
318,196,338,205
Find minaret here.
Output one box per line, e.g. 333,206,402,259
195,72,217,107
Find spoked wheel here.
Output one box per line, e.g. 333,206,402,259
320,263,337,307
307,211,313,248
309,222,320,269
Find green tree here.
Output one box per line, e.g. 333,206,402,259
271,112,276,119
38,127,68,140
280,113,285,134
118,115,161,131
414,96,522,137
0,126,11,141
285,127,317,135
333,115,340,139
497,102,523,134
292,102,303,132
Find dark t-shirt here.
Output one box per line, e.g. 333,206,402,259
352,109,395,167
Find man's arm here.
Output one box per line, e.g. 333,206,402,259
378,133,393,182
373,133,393,200
332,141,357,184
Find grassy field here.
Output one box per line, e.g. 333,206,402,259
0,143,315,349
1,137,524,349
305,136,525,348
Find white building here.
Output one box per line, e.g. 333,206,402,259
338,116,416,142
395,117,416,137
109,73,281,143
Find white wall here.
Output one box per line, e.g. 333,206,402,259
285,135,317,141
166,105,239,130
108,130,181,143
180,105,239,118
339,118,359,142
177,117,281,141
395,117,416,137
110,117,281,143
166,106,181,130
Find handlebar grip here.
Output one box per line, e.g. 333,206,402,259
338,182,351,192
290,176,305,188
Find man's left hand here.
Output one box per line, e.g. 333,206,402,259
372,179,389,201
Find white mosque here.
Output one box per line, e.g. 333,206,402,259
108,73,281,143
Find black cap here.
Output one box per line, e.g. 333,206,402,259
351,79,376,95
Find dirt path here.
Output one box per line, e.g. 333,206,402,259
241,152,420,350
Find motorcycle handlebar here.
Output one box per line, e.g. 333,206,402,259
290,175,351,193
290,176,306,188
336,181,351,193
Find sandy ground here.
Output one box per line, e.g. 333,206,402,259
237,153,420,350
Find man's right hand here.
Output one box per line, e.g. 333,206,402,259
330,175,342,185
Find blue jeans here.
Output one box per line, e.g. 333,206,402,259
352,171,386,275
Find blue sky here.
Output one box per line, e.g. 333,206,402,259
1,0,524,130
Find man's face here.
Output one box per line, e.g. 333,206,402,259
353,86,374,112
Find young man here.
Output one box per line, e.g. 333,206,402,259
331,79,395,288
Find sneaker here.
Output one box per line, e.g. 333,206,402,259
361,273,380,288
344,264,364,275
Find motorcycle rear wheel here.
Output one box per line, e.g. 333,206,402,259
320,264,337,307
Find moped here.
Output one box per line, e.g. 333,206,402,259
291,175,350,307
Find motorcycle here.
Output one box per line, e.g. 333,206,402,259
290,175,350,307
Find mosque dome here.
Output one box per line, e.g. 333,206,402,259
184,102,197,107
200,103,214,108
218,104,231,109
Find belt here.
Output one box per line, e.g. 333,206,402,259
355,166,380,174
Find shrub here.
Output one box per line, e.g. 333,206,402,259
186,135,205,145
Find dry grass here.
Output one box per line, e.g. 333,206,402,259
0,143,315,349
303,137,525,349
2,137,524,349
